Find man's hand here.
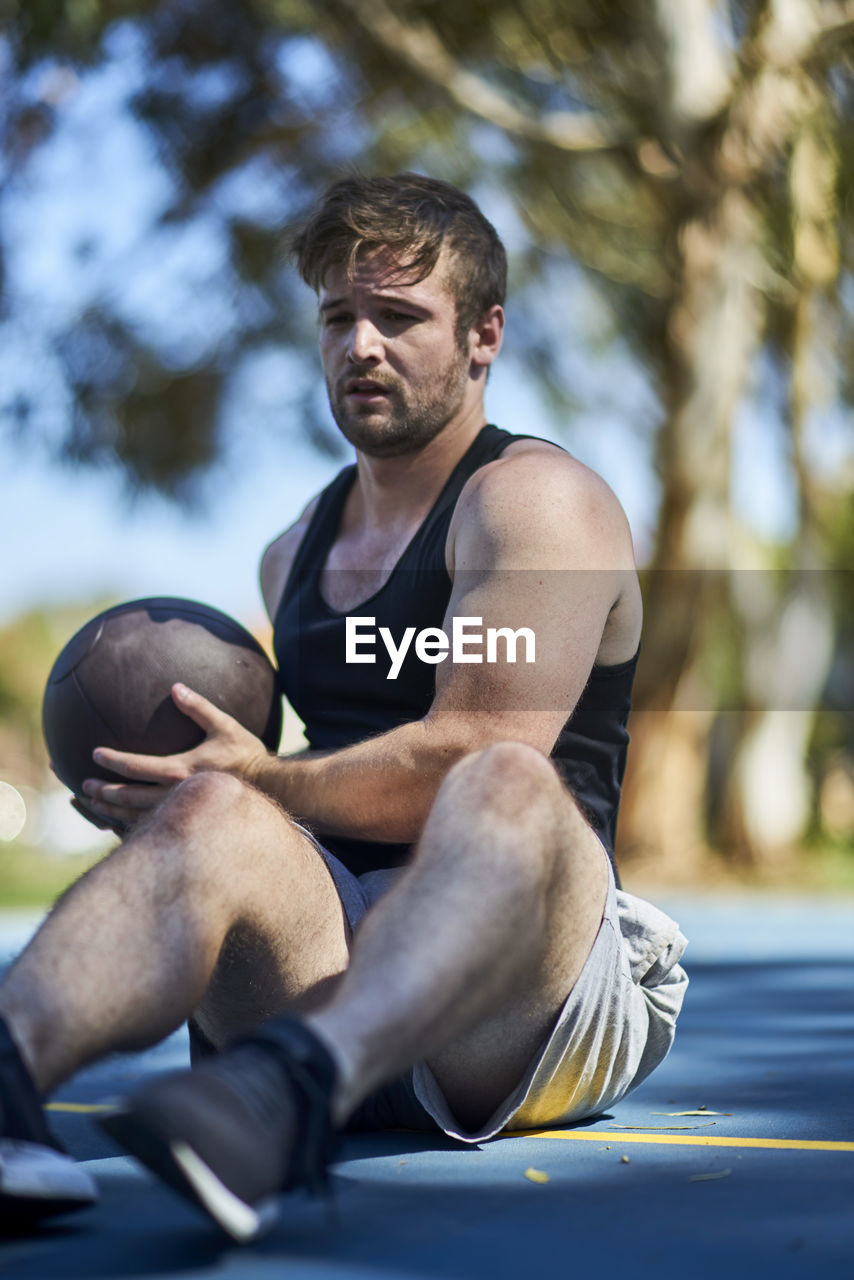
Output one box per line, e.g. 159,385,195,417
79,683,271,831
70,795,127,837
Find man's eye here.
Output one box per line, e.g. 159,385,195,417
324,313,350,326
386,310,415,323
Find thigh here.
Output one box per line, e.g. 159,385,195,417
423,791,611,1132
190,808,355,1049
413,868,688,1142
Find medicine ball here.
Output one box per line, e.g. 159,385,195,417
42,597,282,795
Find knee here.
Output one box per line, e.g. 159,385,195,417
151,772,296,874
435,742,594,880
160,771,256,829
443,740,561,812
433,742,574,880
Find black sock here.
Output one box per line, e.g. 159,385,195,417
0,1015,61,1150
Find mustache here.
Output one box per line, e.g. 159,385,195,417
337,370,398,394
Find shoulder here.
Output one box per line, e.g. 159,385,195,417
447,438,642,663
259,493,322,621
448,438,636,572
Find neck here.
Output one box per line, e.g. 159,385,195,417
351,404,487,531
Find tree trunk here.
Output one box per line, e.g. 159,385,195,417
729,73,840,865
620,0,838,879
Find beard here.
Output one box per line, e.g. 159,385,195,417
326,347,471,459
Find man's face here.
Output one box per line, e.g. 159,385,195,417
318,246,473,458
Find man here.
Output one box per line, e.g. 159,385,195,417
0,174,687,1241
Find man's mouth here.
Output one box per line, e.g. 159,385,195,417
344,378,391,400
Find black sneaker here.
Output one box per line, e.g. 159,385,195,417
97,1018,338,1242
0,1017,97,1226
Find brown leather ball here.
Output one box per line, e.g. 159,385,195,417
43,597,282,795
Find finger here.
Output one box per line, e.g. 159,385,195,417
81,790,154,829
71,796,119,833
90,746,189,784
171,682,232,735
91,802,138,831
82,778,169,809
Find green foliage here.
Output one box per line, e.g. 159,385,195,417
0,840,103,909
2,0,852,500
0,601,116,779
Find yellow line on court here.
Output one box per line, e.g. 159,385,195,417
45,1102,113,1114
44,1106,854,1152
518,1130,854,1153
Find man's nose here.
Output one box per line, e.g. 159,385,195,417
347,318,382,364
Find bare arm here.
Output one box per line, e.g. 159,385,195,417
85,451,640,842
259,493,320,623
249,450,640,840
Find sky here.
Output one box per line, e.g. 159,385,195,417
0,427,339,630
0,15,842,641
0,23,661,633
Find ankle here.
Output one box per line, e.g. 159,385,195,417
0,1003,52,1095
0,1011,60,1148
302,1015,369,1127
0,1007,37,1084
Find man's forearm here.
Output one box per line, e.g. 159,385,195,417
250,718,470,844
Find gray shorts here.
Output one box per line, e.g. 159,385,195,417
318,844,689,1143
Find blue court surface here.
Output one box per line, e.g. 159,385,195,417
0,892,852,1278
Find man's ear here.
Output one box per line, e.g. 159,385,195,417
469,305,504,371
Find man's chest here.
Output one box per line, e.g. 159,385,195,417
319,525,433,613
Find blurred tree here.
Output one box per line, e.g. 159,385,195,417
1,0,852,873
0,603,109,788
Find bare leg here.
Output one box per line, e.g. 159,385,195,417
2,743,606,1135
53,741,610,1240
0,773,350,1096
309,741,609,1130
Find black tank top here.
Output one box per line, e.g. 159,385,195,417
273,425,638,876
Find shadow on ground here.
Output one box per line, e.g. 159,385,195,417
0,943,852,1278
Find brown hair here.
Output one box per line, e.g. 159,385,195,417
290,173,507,342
